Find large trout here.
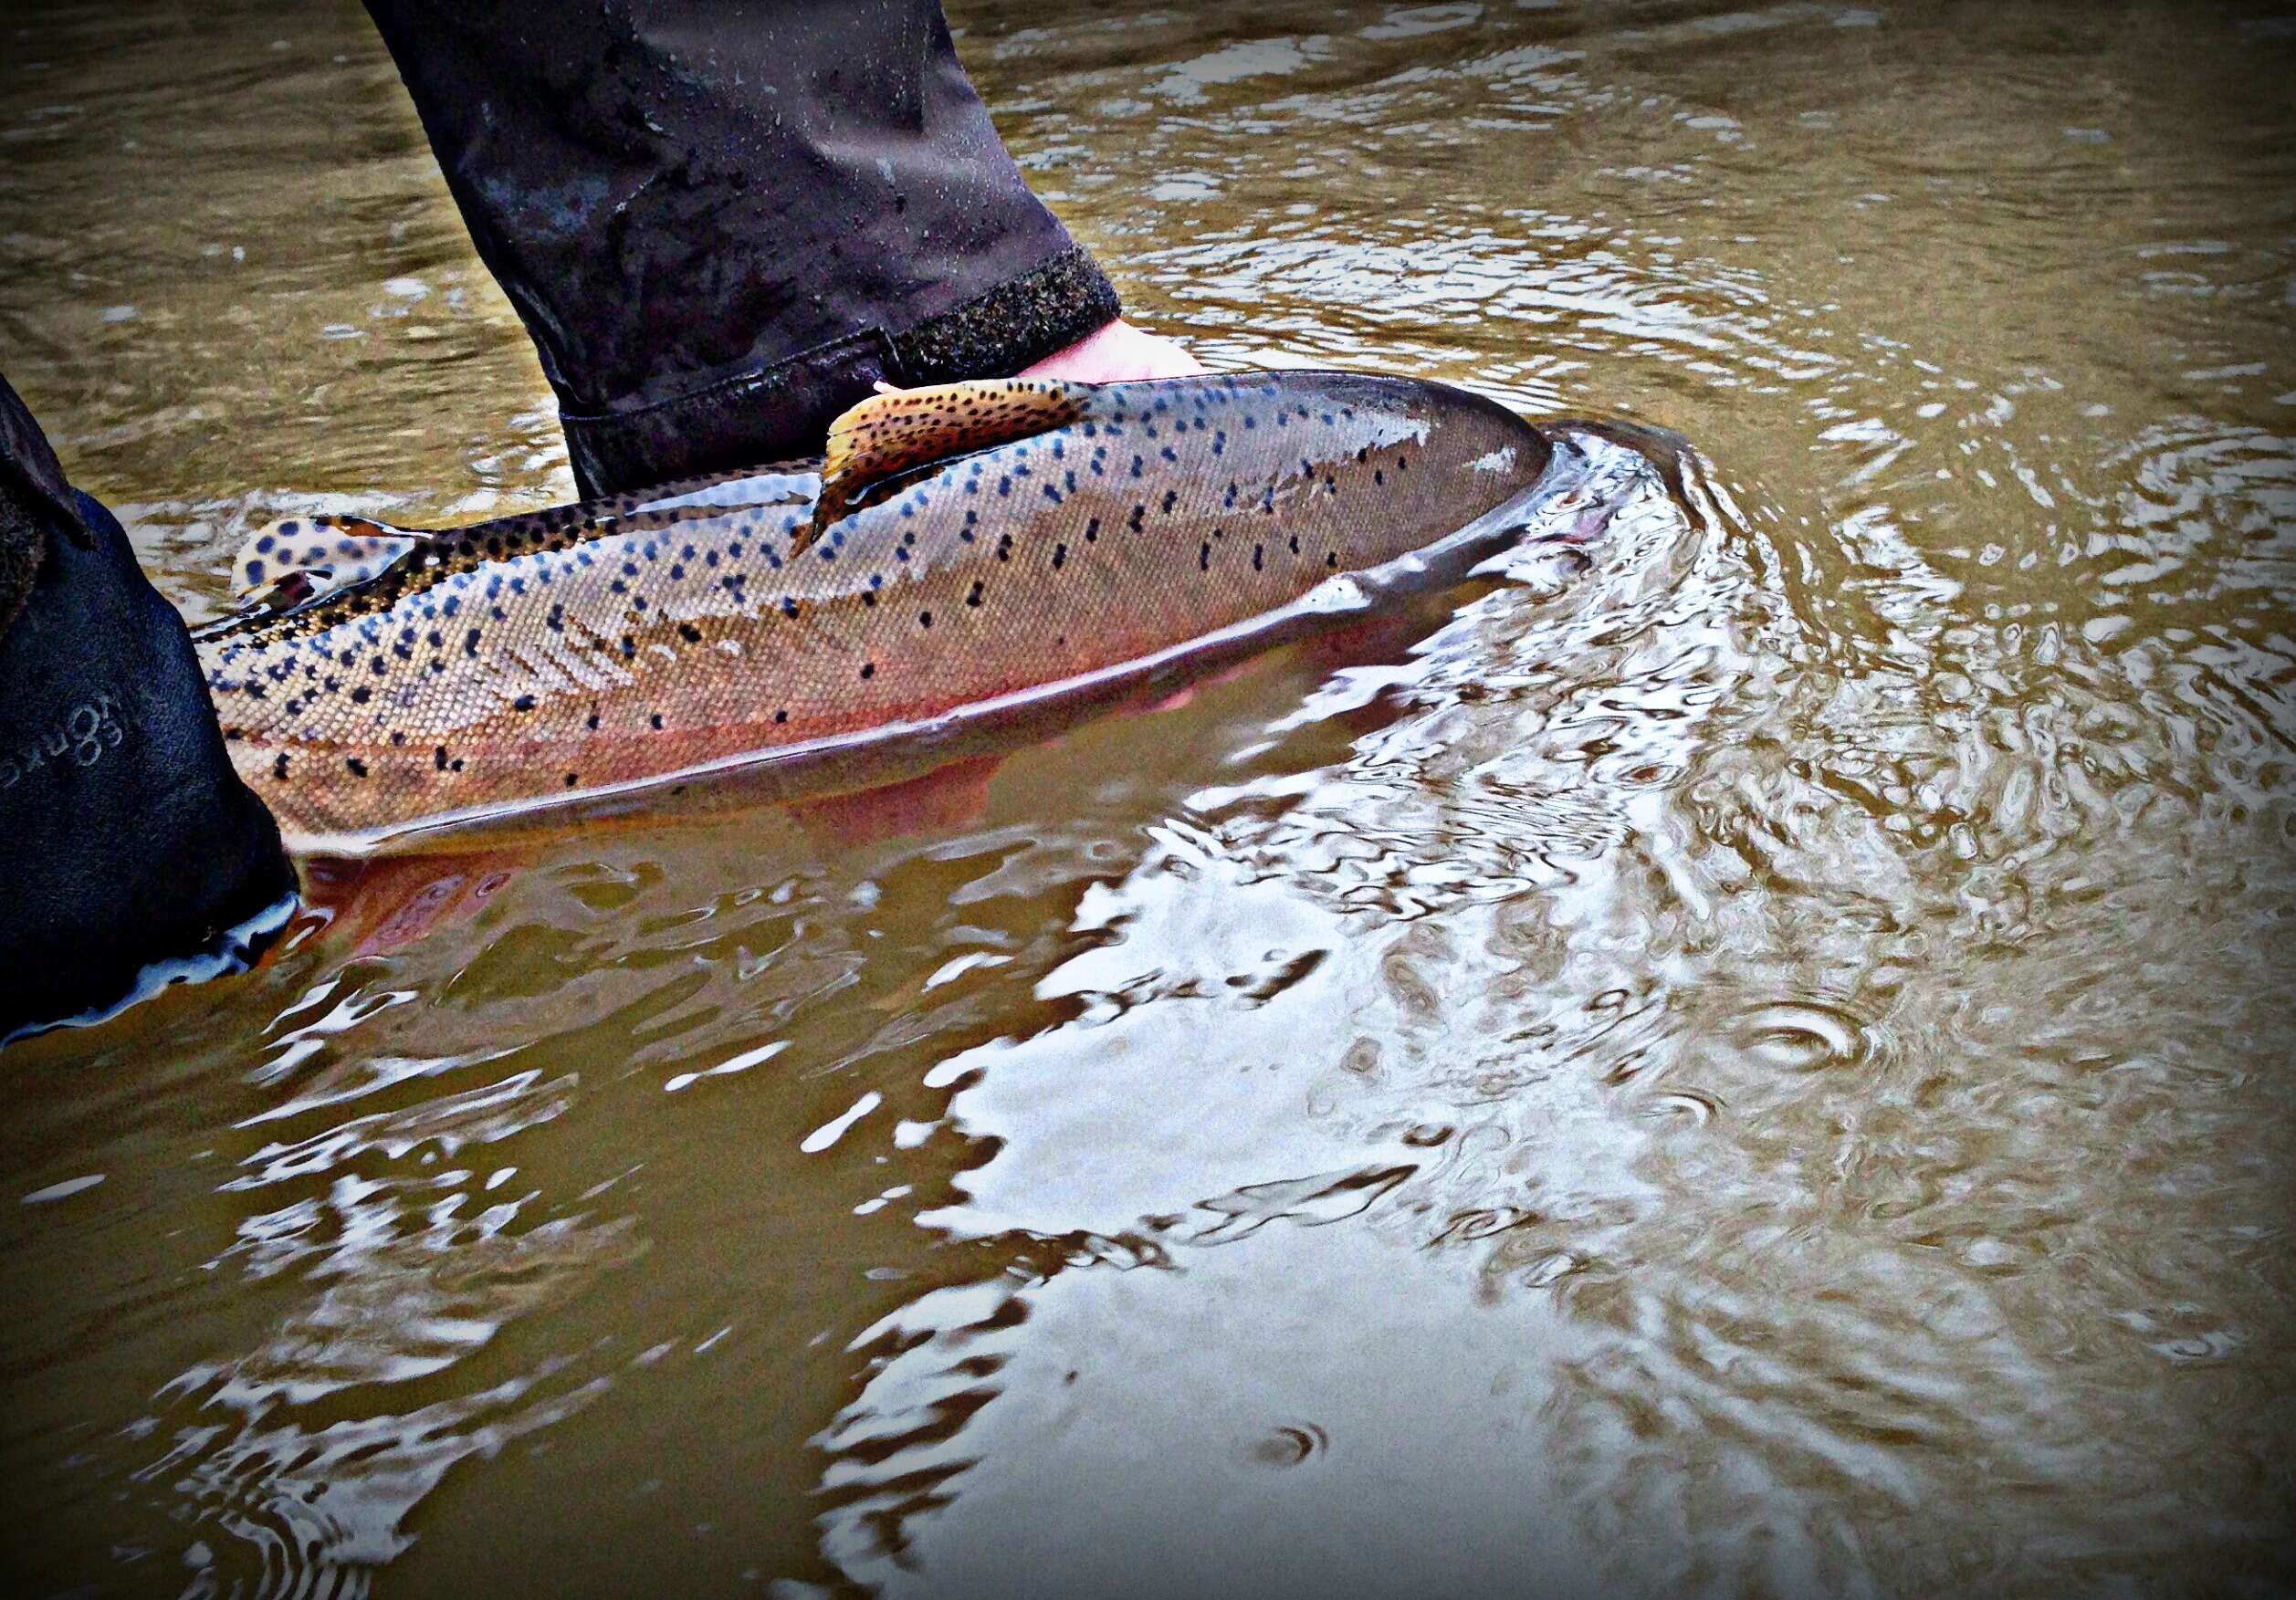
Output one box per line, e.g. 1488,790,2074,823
201,371,1606,853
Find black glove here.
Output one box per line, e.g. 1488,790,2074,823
0,385,295,1041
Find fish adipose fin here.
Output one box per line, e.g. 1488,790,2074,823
798,378,1096,555
231,513,424,610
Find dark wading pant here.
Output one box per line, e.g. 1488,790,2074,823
0,0,1120,1035
362,0,1123,497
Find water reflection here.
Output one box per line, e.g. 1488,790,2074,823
3,0,2293,1595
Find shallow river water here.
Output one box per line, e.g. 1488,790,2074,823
5,2,2294,1595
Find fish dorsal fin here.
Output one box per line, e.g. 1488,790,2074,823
798,378,1097,555
233,512,425,606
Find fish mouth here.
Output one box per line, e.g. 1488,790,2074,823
284,428,1658,861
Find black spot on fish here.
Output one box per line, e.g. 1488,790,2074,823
272,753,289,779
650,713,665,730
513,694,537,711
918,610,933,628
1052,543,1067,570
781,597,800,619
1161,488,1178,514
677,622,702,642
860,662,875,680
351,685,372,705
565,772,580,787
774,708,789,724
966,580,985,607
1253,543,1263,571
346,757,368,778
1085,517,1100,543
246,559,267,584
585,709,600,731
435,746,450,771
1199,541,1211,571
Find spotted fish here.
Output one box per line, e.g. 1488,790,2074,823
200,371,1598,853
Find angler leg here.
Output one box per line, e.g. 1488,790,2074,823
362,0,1193,497
0,374,296,1041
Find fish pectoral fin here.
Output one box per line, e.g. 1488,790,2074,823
232,513,424,601
796,377,1097,554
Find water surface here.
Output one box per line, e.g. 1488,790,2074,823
3,1,2292,1595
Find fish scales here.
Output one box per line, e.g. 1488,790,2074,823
201,371,1553,849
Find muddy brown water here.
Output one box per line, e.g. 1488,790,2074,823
4,2,2293,1595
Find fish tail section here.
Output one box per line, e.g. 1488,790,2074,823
231,512,424,611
